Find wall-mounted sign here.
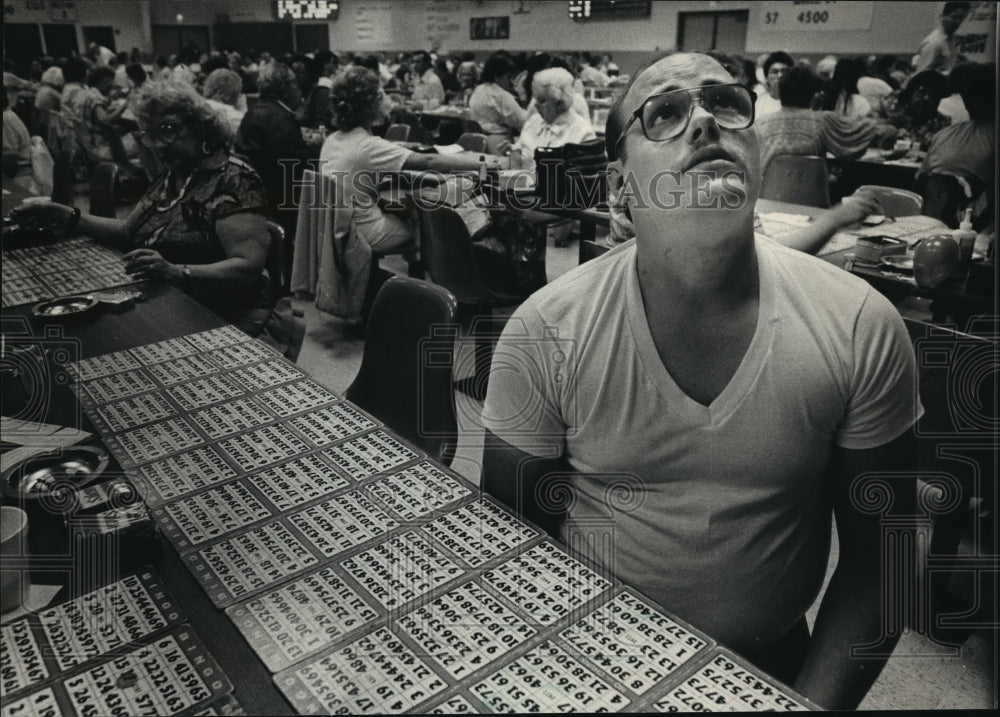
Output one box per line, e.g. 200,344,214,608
470,16,509,41
49,0,76,22
758,1,874,32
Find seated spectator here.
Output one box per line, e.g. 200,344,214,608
596,53,619,77
320,67,503,252
881,69,951,148
298,51,337,130
578,53,611,87
34,66,63,114
936,59,972,124
409,51,445,109
3,89,31,165
435,57,460,96
755,51,794,118
125,64,147,92
919,62,996,227
203,69,246,135
514,68,596,165
236,61,315,252
12,81,272,334
816,55,837,81
856,56,895,116
469,53,527,148
453,61,478,106
818,58,872,118
755,66,890,174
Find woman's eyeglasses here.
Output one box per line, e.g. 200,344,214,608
616,84,756,150
137,120,184,143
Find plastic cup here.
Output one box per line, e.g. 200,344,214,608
1,507,29,613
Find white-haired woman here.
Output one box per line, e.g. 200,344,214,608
513,67,596,167
11,81,273,333
202,68,245,135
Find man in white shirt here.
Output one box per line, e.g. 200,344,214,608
914,1,971,74
410,51,445,108
754,51,793,118
578,53,611,87
482,51,920,711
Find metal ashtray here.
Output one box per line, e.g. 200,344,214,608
32,295,98,320
1,446,109,501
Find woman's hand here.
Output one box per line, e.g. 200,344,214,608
122,248,183,283
10,200,74,230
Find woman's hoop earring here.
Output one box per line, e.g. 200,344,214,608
201,141,212,155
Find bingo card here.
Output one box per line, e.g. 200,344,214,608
366,462,472,522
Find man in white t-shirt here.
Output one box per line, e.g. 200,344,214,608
754,51,793,119
409,51,445,108
482,51,920,711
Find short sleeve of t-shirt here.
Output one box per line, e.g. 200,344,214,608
207,159,268,221
481,305,568,457
835,288,923,449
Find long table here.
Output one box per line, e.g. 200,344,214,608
1,233,822,714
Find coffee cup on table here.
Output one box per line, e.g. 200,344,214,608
1,506,29,613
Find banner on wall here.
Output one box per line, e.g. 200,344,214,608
353,1,392,49
953,1,996,64
425,0,462,52
758,1,874,32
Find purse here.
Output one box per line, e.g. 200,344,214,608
534,139,609,212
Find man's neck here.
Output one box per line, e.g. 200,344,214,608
635,217,759,319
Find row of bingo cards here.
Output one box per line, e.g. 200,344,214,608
365,463,472,522
2,628,232,717
481,541,612,626
395,581,537,680
276,627,448,714
421,499,539,568
226,566,382,673
1,570,184,699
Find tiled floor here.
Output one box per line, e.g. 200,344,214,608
293,232,996,710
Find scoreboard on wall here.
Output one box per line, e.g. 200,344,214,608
569,0,652,21
275,0,339,20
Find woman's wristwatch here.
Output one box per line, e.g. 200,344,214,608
181,265,192,289
65,207,81,234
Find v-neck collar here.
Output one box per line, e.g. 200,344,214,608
625,239,777,427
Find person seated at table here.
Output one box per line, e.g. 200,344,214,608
918,62,996,230
469,53,527,151
11,81,273,334
597,53,619,78
202,68,245,136
33,66,63,117
756,66,891,175
409,51,445,109
880,69,951,149
577,53,611,88
856,56,896,117
319,67,503,255
298,51,337,130
236,61,315,257
482,52,919,710
452,61,478,106
3,88,32,174
755,51,794,119
513,68,596,166
817,57,872,118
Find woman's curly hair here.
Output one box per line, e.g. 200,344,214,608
330,67,381,131
202,68,243,107
131,80,234,149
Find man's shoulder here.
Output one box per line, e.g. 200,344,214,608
517,241,634,327
758,237,878,314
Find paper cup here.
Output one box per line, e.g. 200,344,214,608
1,506,29,613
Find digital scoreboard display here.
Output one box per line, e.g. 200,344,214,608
569,0,652,21
275,0,339,20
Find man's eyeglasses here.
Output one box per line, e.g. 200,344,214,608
616,83,756,152
137,120,184,143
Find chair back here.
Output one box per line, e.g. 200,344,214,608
345,277,459,464
385,123,411,142
457,132,489,153
414,203,498,305
387,108,431,144
918,172,986,229
89,162,118,218
760,155,831,208
855,185,923,217
265,220,287,299
534,138,609,211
